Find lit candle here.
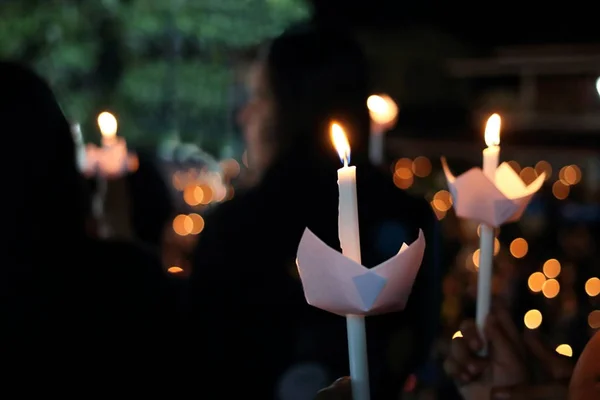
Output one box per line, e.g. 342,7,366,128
94,111,120,238
97,111,129,177
477,113,501,354
331,122,370,400
98,111,118,147
367,94,398,166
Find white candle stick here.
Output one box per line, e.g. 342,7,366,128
477,113,501,354
368,131,384,166
71,123,88,173
367,94,398,166
331,122,370,400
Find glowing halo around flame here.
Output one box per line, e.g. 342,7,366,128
367,94,398,125
330,122,350,166
484,113,501,147
97,111,118,139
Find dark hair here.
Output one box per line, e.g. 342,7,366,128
0,61,89,246
261,23,371,162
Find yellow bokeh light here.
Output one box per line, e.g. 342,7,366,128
220,159,241,179
585,277,600,297
432,190,453,212
528,272,546,293
173,214,193,236
542,279,560,299
430,202,447,221
190,184,213,205
188,213,205,235
519,166,538,185
493,238,500,256
412,156,432,178
524,309,543,329
588,310,600,329
555,344,573,357
395,166,413,180
560,165,581,186
452,331,463,339
168,266,183,274
552,180,570,200
472,249,480,268
393,174,413,190
395,157,412,170
542,259,561,279
183,185,204,206
510,238,528,258
535,160,552,180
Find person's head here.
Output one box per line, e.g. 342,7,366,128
238,23,371,177
0,61,89,249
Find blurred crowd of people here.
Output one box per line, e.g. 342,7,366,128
2,15,599,400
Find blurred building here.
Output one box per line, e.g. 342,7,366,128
450,44,600,136
386,44,600,188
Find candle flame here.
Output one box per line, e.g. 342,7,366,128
330,122,351,166
367,94,398,124
97,111,118,138
484,113,501,147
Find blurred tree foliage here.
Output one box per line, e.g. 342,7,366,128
0,0,308,154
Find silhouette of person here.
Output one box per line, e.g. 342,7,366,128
188,23,440,399
0,61,177,388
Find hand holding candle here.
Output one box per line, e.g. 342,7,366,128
85,111,138,238
441,113,546,355
295,122,426,400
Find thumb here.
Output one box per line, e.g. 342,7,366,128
492,382,568,400
484,314,515,354
315,377,352,400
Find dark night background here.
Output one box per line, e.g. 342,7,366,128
2,2,600,398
